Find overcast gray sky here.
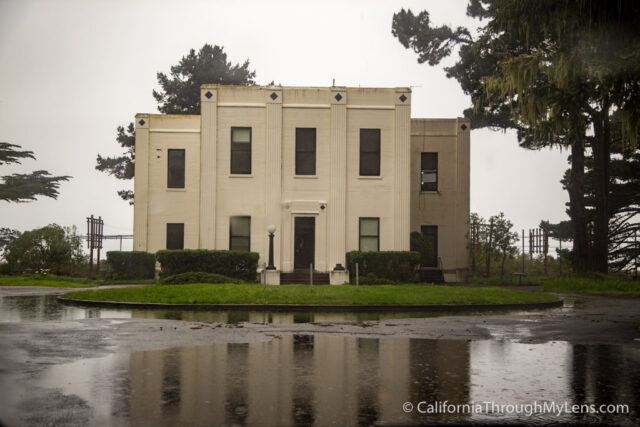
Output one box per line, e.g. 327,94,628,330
0,0,570,253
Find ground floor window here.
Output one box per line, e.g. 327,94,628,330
420,225,438,267
359,218,379,251
166,223,184,249
229,216,251,251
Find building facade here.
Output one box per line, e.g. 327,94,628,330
133,85,469,283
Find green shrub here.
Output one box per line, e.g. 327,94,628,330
358,273,399,285
346,251,420,283
156,250,259,282
106,251,155,280
159,271,242,285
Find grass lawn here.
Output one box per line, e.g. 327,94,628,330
0,274,97,288
62,283,559,306
543,275,640,297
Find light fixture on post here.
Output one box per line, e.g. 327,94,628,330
266,224,276,270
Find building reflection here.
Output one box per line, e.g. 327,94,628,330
127,336,471,425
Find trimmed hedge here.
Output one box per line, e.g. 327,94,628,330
346,251,420,284
156,250,259,282
159,272,242,285
106,251,156,280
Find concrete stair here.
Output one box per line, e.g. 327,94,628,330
280,270,330,285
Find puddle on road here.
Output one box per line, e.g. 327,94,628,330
22,337,640,425
2,295,638,425
0,294,557,325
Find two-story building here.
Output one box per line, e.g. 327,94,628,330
133,85,469,284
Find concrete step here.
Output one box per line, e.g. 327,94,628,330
280,270,330,284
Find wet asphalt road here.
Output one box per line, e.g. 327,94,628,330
0,285,639,426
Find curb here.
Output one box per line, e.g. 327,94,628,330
57,297,564,312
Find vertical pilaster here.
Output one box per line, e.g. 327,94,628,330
394,89,412,250
199,87,218,249
329,88,347,270
133,114,150,251
265,88,283,267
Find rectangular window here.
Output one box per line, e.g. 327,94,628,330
420,225,438,267
166,223,184,250
421,152,438,191
231,127,251,174
359,129,380,176
167,149,185,188
295,128,316,175
229,216,251,251
359,218,379,251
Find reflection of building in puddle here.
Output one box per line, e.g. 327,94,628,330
128,336,471,425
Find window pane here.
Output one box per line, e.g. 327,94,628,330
166,223,184,250
230,217,250,236
421,152,437,191
232,128,251,143
360,129,380,176
296,152,316,175
231,150,251,174
360,218,379,236
230,216,250,251
230,237,250,252
360,236,379,252
167,149,185,188
296,128,316,175
360,152,380,176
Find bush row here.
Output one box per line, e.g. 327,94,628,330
156,250,259,282
106,251,156,280
159,272,242,285
346,251,420,284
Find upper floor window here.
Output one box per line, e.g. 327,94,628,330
167,149,185,188
421,152,438,191
166,223,184,249
231,127,251,174
229,216,251,251
359,217,380,251
295,128,316,175
360,129,380,176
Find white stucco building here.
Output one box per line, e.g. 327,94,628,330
133,85,469,284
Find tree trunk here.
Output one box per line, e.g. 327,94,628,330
591,109,610,273
567,136,589,273
500,251,506,278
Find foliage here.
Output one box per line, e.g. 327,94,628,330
0,274,96,288
63,283,559,306
95,123,135,203
346,251,420,283
153,44,256,114
106,251,156,280
159,271,242,285
0,228,21,261
470,212,519,277
97,44,256,202
542,274,640,297
0,142,70,203
156,249,259,282
4,225,85,275
392,1,640,273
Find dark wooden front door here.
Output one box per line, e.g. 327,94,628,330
294,217,315,269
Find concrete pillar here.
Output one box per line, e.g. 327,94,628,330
329,87,347,271
265,88,283,268
133,114,150,251
199,87,218,249
394,89,412,250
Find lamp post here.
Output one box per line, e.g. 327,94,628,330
266,224,276,270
